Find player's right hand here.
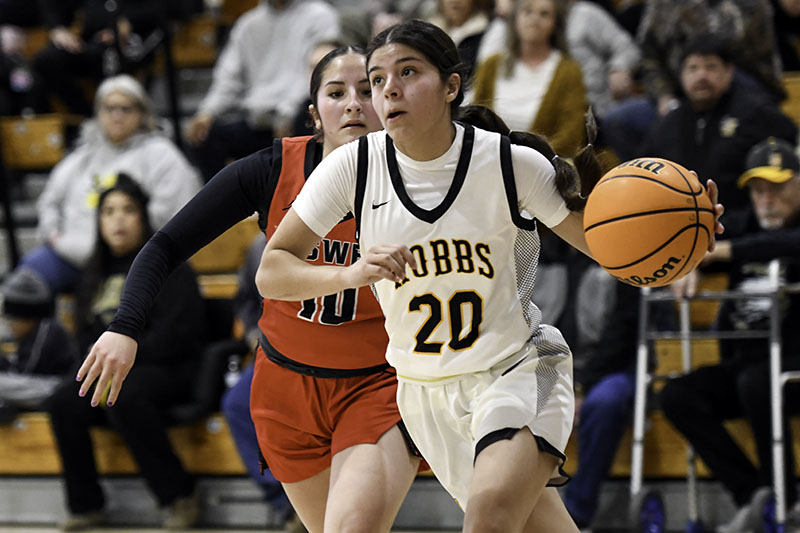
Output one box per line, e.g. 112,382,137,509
345,244,417,285
76,331,138,407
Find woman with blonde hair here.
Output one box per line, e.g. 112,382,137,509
472,0,587,158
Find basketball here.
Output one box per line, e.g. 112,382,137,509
583,158,715,287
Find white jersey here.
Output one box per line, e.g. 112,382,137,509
293,123,570,381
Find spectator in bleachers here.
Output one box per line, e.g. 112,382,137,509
639,35,797,216
47,173,205,531
771,0,800,72
603,0,784,162
640,0,783,102
660,137,800,533
564,0,640,120
472,0,640,121
559,251,639,532
32,0,167,116
0,268,77,422
472,0,588,157
23,74,200,293
184,0,340,182
426,0,494,78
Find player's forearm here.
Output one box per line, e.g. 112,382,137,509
257,248,352,301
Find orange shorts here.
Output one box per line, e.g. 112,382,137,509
250,350,403,483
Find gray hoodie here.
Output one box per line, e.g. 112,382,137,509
36,128,201,267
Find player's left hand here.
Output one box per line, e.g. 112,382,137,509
700,175,724,251
76,331,138,407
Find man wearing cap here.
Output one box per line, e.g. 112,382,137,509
0,268,77,422
661,137,800,533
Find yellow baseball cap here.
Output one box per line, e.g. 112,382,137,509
738,137,800,188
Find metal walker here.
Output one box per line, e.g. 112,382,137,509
628,260,800,533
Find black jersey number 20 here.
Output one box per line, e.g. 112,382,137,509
409,290,483,354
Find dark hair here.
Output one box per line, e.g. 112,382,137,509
309,44,366,108
367,19,471,117
681,33,734,66
460,105,602,211
307,44,366,138
74,173,152,344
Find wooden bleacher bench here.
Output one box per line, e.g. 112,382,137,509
0,113,83,170
189,215,261,299
0,412,245,476
169,15,219,70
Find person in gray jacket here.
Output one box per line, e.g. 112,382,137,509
184,0,340,182
564,0,640,119
22,74,201,293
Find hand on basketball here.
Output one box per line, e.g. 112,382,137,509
702,176,725,251
76,331,138,407
345,244,417,285
669,176,724,299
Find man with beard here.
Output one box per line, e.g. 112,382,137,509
639,34,796,216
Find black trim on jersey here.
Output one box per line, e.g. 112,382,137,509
259,138,286,231
474,428,571,487
259,332,390,378
304,137,323,179
499,135,538,231
396,419,424,458
354,136,369,241
385,123,475,224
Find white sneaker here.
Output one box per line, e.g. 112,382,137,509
717,503,755,533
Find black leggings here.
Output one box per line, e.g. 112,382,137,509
660,358,800,507
47,365,195,513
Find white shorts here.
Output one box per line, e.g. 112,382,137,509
396,327,574,508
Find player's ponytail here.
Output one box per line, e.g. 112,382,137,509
572,109,603,205
458,105,602,211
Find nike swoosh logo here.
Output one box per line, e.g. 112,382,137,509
371,200,390,209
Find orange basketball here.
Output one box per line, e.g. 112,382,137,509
583,158,715,287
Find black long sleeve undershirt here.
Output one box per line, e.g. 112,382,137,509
107,147,278,341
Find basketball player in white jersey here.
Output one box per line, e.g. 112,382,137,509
257,20,723,533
